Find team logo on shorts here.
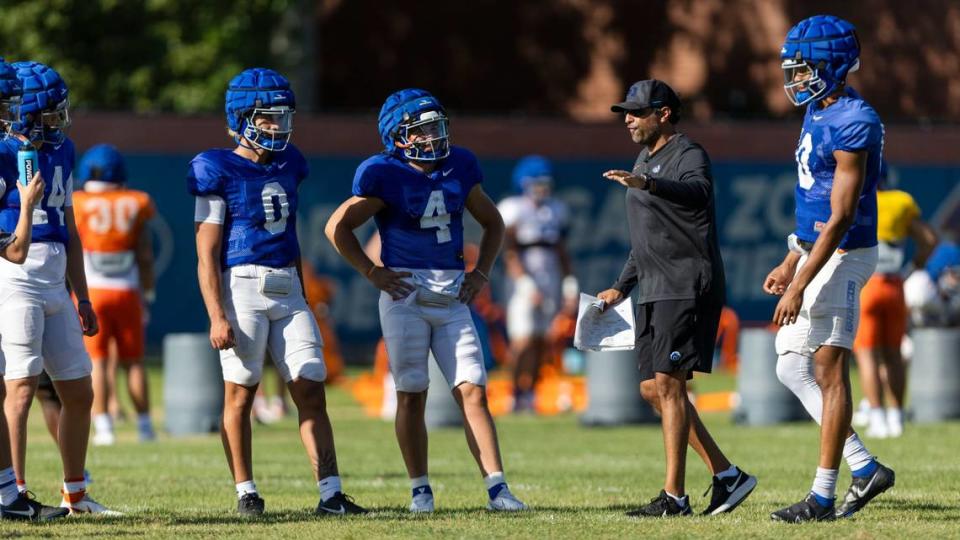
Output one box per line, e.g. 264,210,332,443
669,351,682,362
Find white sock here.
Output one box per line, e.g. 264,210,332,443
811,467,838,501
0,467,18,505
484,471,507,499
411,475,430,492
16,480,26,494
868,407,886,428
94,413,113,435
715,464,739,479
236,480,257,499
665,491,688,507
843,433,874,471
319,475,341,502
886,408,903,426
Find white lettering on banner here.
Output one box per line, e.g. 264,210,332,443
724,174,796,241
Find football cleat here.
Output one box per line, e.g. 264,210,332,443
626,490,692,518
237,492,265,517
1,491,69,521
410,485,434,513
770,493,835,523
61,493,124,516
701,467,758,515
835,461,895,518
315,492,368,516
487,485,527,512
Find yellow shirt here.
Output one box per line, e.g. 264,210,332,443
876,190,920,243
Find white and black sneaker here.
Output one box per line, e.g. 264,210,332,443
626,490,693,518
237,492,265,516
1,491,69,521
315,492,368,516
701,467,758,515
835,461,895,519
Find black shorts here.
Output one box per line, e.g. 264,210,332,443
635,295,723,382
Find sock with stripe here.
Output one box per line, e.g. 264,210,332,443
63,477,86,505
810,467,837,507
484,472,507,500
411,475,432,497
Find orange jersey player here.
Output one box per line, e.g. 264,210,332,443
72,144,156,445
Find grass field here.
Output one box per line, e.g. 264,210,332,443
5,367,959,539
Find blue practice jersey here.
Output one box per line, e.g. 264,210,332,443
0,137,75,246
352,146,483,270
187,145,308,269
794,87,883,250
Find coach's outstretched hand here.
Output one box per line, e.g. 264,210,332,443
209,317,235,350
368,266,414,300
458,270,488,304
603,170,648,190
596,288,623,312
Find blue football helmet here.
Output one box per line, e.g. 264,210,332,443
77,143,127,183
512,155,553,193
0,58,23,132
378,88,450,161
781,15,860,107
11,61,69,146
225,68,295,152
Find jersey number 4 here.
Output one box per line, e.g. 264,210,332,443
420,190,451,244
261,182,290,235
32,166,67,226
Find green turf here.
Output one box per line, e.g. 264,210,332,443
5,367,959,538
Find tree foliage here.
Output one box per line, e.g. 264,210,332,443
0,0,297,113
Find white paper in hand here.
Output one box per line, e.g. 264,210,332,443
574,293,635,351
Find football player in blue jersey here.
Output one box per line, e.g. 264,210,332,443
190,68,366,517
764,15,895,522
0,61,118,515
0,58,66,522
326,89,527,513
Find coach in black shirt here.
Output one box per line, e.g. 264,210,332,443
597,79,756,518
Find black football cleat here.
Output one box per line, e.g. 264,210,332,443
626,490,693,518
701,467,758,515
1,491,70,521
835,461,895,518
770,492,835,523
315,492,368,516
237,492,265,517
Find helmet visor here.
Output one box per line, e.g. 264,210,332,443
400,111,450,161
0,95,21,127
782,60,826,107
41,99,71,130
243,106,295,151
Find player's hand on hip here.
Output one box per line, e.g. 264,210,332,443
763,264,794,295
458,270,488,304
16,172,45,208
78,302,99,337
772,288,803,326
603,169,648,190
596,288,623,311
210,317,235,350
368,266,414,300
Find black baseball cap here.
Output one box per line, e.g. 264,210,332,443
611,79,682,113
